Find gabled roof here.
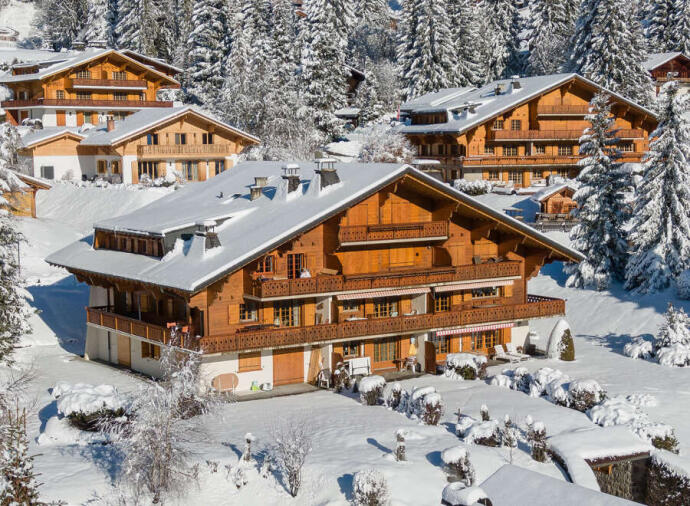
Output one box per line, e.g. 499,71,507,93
531,183,577,203
0,48,179,86
46,162,583,294
400,74,657,135
15,171,51,190
20,126,84,148
643,52,690,71
119,49,183,75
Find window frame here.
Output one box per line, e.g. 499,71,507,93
558,145,573,156
493,119,504,130
342,300,361,312
471,286,501,299
238,351,261,372
373,338,398,363
141,341,161,360
434,293,451,312
274,301,300,327
239,301,258,322
373,298,398,318
510,119,522,131
256,255,274,274
503,145,518,157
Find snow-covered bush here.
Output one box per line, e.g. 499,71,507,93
657,344,690,368
567,379,607,412
528,367,570,404
453,179,493,196
359,375,386,406
0,407,41,505
228,465,248,490
271,420,312,497
463,420,501,447
480,405,490,422
547,319,575,361
52,382,129,431
394,429,406,462
646,450,690,505
385,382,402,410
441,483,490,506
526,419,548,463
655,304,690,351
455,414,476,438
441,446,476,486
489,373,513,389
357,125,415,164
489,367,530,392
421,392,444,426
677,270,690,300
352,468,390,506
623,337,653,360
242,433,255,462
407,386,436,417
333,363,352,393
636,424,679,454
445,354,488,380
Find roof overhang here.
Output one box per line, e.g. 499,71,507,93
21,130,86,149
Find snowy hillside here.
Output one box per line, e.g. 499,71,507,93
0,0,36,41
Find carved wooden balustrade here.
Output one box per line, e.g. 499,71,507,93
338,220,449,244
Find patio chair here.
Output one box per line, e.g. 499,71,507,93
493,345,520,363
316,368,331,389
505,342,530,360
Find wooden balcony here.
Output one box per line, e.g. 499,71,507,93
339,221,449,245
137,144,230,158
462,153,644,168
69,78,148,89
86,306,198,351
653,72,690,82
490,129,645,141
536,105,590,116
199,295,566,354
250,261,522,299
1,98,173,109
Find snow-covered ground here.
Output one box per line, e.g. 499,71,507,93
0,0,37,44
6,181,690,504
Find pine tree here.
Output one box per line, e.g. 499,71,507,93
647,0,675,52
655,303,690,350
484,0,522,79
566,93,629,290
83,0,116,46
351,0,394,63
446,0,485,87
356,59,384,126
567,0,653,106
0,408,41,505
527,0,574,75
35,0,89,49
626,80,690,293
184,0,228,105
115,0,172,57
670,0,690,55
398,0,455,100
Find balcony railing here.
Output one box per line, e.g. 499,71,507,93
461,153,644,168
250,261,521,299
70,78,148,89
137,144,230,157
339,221,449,244
653,71,690,82
490,129,645,141
1,98,172,108
536,105,590,116
199,295,566,353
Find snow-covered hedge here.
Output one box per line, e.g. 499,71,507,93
359,375,386,406
441,446,475,486
352,468,390,506
453,179,493,196
567,379,607,412
52,382,129,431
646,450,690,504
441,483,489,506
445,353,488,380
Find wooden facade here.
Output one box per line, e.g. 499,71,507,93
72,170,578,387
403,76,656,187
0,174,51,218
646,53,690,95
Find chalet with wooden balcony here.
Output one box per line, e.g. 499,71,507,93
0,48,181,127
400,74,657,187
643,52,690,95
46,160,583,391
16,105,259,183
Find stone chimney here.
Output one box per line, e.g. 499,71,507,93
314,158,340,189
249,186,262,201
281,164,301,193
195,220,220,249
494,84,504,96
254,176,268,188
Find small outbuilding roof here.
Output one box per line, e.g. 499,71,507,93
643,52,690,71
531,183,578,203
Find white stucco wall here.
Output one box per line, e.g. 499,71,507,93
511,323,530,350
200,350,274,392
41,109,57,127
32,155,82,180
122,155,138,184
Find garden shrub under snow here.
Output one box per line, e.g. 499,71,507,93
646,450,690,505
445,354,488,380
567,379,606,412
420,392,444,426
441,483,490,506
441,446,476,486
657,344,690,367
463,420,501,447
385,382,403,410
547,319,575,361
359,376,386,406
623,337,653,360
352,468,391,506
52,382,129,431
453,179,493,196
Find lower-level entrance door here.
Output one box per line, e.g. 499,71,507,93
273,347,304,386
117,334,131,367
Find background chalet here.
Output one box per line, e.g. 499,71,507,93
400,74,657,186
47,161,582,392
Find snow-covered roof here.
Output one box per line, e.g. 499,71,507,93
400,74,657,135
20,106,259,148
14,170,51,190
548,426,651,490
0,48,179,85
643,52,689,71
480,465,637,505
46,162,584,293
531,183,577,203
119,49,183,74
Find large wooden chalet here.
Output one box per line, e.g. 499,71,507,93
400,74,657,186
47,161,582,391
644,52,690,95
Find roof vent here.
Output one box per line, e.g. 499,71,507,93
281,164,301,193
249,186,262,201
195,220,220,249
494,84,504,96
314,158,340,189
254,176,268,188
511,76,522,90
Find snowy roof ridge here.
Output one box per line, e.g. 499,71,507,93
531,183,577,203
46,162,583,294
643,52,689,71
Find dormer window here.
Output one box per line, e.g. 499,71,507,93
75,70,91,79
493,119,504,130
112,71,127,80
55,90,64,99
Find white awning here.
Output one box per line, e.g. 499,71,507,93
337,287,430,301
434,279,515,293
436,322,515,337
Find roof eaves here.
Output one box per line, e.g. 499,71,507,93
22,129,85,148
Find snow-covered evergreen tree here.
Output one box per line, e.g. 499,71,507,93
567,0,653,106
184,0,228,105
83,0,116,47
358,126,415,163
484,0,522,80
446,0,485,87
566,93,628,290
351,0,394,63
397,0,455,100
527,0,575,75
356,59,384,126
115,0,173,57
655,304,690,350
35,0,88,49
646,0,676,52
626,80,690,293
0,408,41,505
670,0,690,55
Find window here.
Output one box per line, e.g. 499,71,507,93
531,169,542,180
534,144,546,154
40,166,54,179
239,301,258,321
287,253,305,279
274,301,300,327
202,133,214,144
111,161,120,175
75,70,91,79
373,298,398,318
342,341,360,357
434,293,451,312
97,160,107,174
113,92,127,101
437,144,445,155
138,161,159,179
471,330,499,351
146,133,159,145
511,119,522,131
484,145,495,155
374,338,398,363
503,145,518,156
214,160,225,175
76,91,91,100
256,255,274,273
554,167,570,178
558,145,573,156
119,237,128,251
620,143,634,152
238,351,261,372
139,93,145,101
430,335,450,354
471,286,501,298
183,161,198,181
488,170,500,180
493,119,504,130
112,71,127,80
342,300,361,312
175,133,187,145
141,341,160,360
18,90,28,100
508,171,523,184
55,90,65,99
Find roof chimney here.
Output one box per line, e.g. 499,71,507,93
254,176,268,188
249,186,262,201
314,158,340,189
195,220,220,249
281,164,301,193
494,84,504,96
106,117,115,132
511,76,522,89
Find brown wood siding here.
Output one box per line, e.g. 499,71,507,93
273,347,304,386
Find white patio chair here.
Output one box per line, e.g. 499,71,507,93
493,345,520,363
505,342,530,360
